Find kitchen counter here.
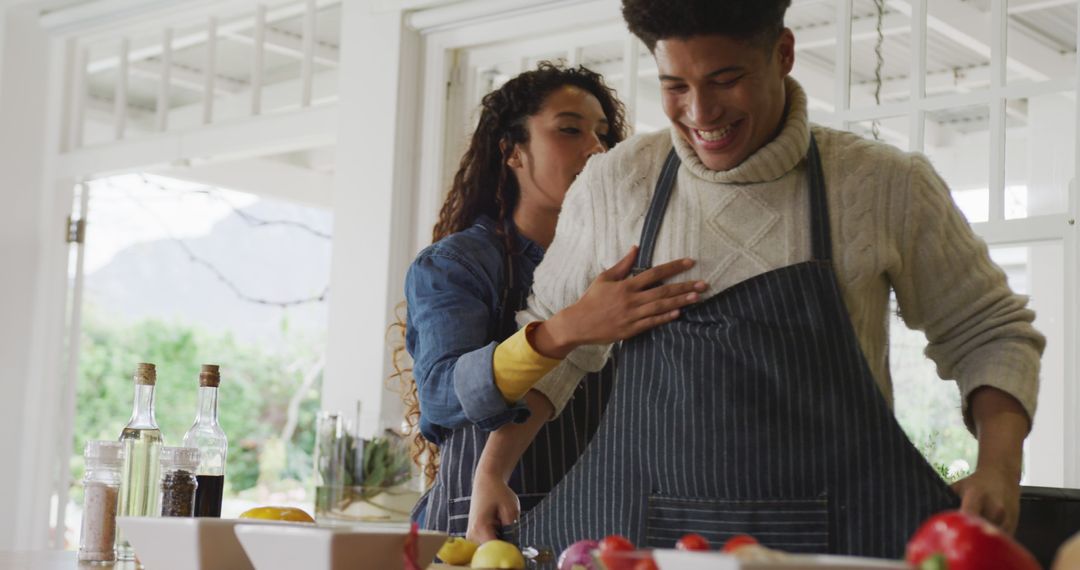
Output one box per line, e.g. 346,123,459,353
0,551,462,569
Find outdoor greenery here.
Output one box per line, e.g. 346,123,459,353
70,302,324,503
890,307,979,484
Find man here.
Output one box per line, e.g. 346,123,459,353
467,0,1043,557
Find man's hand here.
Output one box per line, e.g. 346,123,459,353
466,472,520,544
951,466,1021,534
961,385,1030,535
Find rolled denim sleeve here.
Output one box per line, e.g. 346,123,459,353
405,250,530,444
453,342,530,430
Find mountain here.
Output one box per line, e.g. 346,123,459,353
84,199,332,347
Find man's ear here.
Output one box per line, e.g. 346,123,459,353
777,28,796,76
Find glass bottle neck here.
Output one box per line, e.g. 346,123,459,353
194,386,219,424
127,384,159,429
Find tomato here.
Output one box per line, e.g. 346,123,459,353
632,559,659,570
675,533,710,551
722,534,759,553
598,535,637,570
599,535,635,552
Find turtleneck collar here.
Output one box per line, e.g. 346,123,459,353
670,76,811,185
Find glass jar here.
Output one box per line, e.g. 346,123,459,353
160,447,200,517
78,440,124,563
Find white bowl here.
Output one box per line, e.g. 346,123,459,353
234,523,447,570
654,549,909,569
116,517,307,570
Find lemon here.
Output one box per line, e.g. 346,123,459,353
438,536,479,565
471,540,525,569
238,506,315,523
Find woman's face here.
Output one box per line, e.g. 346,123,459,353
509,85,610,211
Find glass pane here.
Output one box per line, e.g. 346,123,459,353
924,105,991,222
892,300,977,481
1007,0,1077,85
83,40,123,146
575,38,666,134
849,0,912,108
64,174,331,547
850,115,909,151
1005,91,1076,219
630,43,660,133
789,0,837,114
990,243,1066,486
893,240,1066,486
926,1,992,97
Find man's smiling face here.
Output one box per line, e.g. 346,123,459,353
655,31,795,172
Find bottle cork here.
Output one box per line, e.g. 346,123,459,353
199,364,221,388
134,363,156,386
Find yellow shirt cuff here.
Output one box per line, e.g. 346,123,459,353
493,322,563,403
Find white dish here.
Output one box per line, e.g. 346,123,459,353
234,522,447,570
116,516,303,570
654,550,910,569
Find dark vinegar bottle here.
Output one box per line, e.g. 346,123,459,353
182,364,228,517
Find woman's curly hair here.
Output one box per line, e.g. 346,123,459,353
391,62,628,487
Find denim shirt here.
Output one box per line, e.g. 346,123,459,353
404,215,546,445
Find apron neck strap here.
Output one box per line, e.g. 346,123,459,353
633,133,832,273
632,148,681,274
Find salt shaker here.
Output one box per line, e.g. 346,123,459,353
78,440,124,563
160,447,200,517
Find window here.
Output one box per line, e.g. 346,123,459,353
58,174,330,547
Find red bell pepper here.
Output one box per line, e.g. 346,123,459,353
905,511,1041,570
403,521,421,570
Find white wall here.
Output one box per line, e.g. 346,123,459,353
322,3,421,437
0,5,67,550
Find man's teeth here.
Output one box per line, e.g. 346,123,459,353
695,124,734,142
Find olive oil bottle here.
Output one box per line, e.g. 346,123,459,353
116,363,164,560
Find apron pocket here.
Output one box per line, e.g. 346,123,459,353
645,495,830,553
447,496,471,536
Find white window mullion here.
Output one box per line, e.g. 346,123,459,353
113,37,128,140
567,45,583,67
69,46,87,151
834,0,852,129
251,4,266,117
622,34,640,132
300,0,317,108
908,0,926,153
51,181,91,549
972,215,1070,245
155,27,172,132
203,16,217,125
989,0,1007,222
1066,0,1080,487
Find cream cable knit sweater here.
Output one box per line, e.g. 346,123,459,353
523,77,1044,432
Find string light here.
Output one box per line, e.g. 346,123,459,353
103,175,330,308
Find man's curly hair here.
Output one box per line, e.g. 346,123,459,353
622,0,792,52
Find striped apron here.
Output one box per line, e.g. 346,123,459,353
508,136,959,558
418,238,616,538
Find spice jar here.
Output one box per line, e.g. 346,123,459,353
78,440,124,563
160,447,199,517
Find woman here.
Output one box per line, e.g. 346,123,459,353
402,63,706,535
